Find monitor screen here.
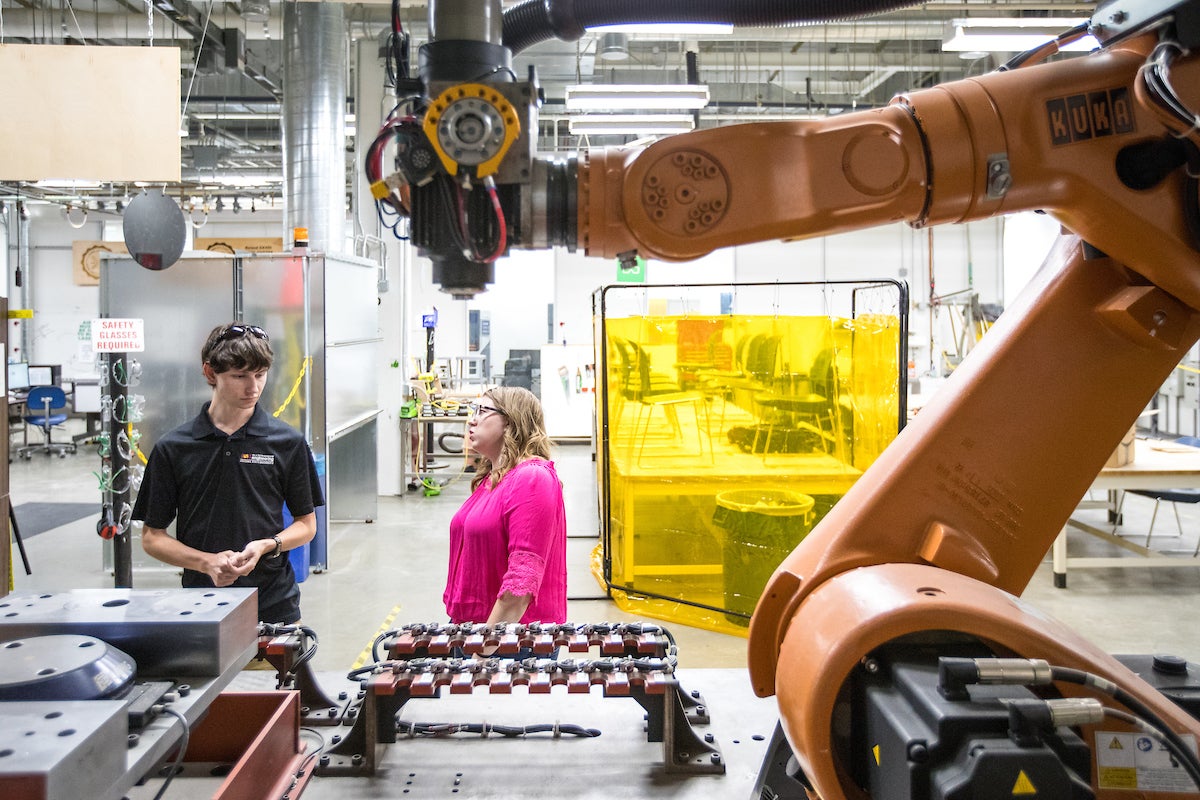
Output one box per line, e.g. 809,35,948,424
27,365,54,386
7,362,29,392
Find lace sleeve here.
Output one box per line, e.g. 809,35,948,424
499,550,547,599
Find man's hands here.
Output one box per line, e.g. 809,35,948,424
200,539,273,586
200,550,244,586
142,521,308,588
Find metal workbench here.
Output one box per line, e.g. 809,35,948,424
128,667,782,800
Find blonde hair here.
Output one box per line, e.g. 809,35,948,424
471,386,552,490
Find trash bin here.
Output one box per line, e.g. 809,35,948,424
282,501,309,583
282,454,325,583
713,489,815,625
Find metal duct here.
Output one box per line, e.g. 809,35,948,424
0,10,192,40
599,32,630,61
241,0,271,23
430,0,502,44
282,2,347,252
502,0,929,53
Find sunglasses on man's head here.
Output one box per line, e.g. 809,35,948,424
216,324,269,343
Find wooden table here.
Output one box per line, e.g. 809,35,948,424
400,413,472,489
1052,439,1200,586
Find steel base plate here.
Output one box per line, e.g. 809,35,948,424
0,589,258,677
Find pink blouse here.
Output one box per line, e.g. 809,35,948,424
443,458,567,624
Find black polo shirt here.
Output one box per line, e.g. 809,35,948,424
132,402,325,623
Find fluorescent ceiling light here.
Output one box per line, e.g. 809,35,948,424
190,112,274,121
942,18,1099,52
213,174,284,187
591,23,733,35
569,114,695,136
35,179,104,189
565,85,709,111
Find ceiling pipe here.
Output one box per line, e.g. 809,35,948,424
281,2,348,253
0,11,191,41
501,0,931,54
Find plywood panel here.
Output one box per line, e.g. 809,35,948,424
73,240,129,286
194,237,284,254
0,44,180,181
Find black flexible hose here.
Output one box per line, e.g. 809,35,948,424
398,720,601,737
1052,666,1200,788
289,625,319,674
372,629,400,663
502,0,927,54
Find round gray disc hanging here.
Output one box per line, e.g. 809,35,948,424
122,188,186,270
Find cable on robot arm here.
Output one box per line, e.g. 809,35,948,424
376,201,409,240
1130,32,1200,248
366,116,423,219
1138,37,1200,143
451,178,473,255
997,22,1093,71
940,656,1200,787
457,176,508,263
1051,663,1200,785
384,0,411,88
481,177,507,261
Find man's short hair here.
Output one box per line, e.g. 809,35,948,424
202,323,274,374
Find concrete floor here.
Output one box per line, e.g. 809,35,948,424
9,428,1200,669
8,426,1200,798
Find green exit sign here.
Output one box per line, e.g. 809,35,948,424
616,255,646,283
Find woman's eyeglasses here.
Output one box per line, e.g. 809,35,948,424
217,324,269,343
469,401,505,418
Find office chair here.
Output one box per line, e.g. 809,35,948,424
751,347,838,459
612,339,709,465
18,386,77,459
1116,435,1200,553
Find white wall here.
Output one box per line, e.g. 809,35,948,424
554,248,619,345
1003,212,1062,307
470,248,556,365
10,206,110,376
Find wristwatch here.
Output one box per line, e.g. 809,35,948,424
268,534,282,559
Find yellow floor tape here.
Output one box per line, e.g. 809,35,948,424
351,603,403,670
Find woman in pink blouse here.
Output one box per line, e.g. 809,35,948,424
443,387,567,628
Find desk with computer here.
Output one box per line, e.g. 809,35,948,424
7,362,95,459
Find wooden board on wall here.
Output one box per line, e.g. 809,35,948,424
194,237,284,254
0,44,180,181
73,241,129,286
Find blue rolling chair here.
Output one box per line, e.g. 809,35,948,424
18,386,77,459
1117,435,1200,553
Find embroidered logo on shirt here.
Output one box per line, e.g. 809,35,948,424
240,453,275,466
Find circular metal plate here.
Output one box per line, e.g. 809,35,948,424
438,97,507,166
0,634,135,700
122,188,187,270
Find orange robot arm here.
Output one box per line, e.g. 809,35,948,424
580,28,1200,800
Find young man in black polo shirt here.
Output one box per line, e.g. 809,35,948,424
132,323,325,624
